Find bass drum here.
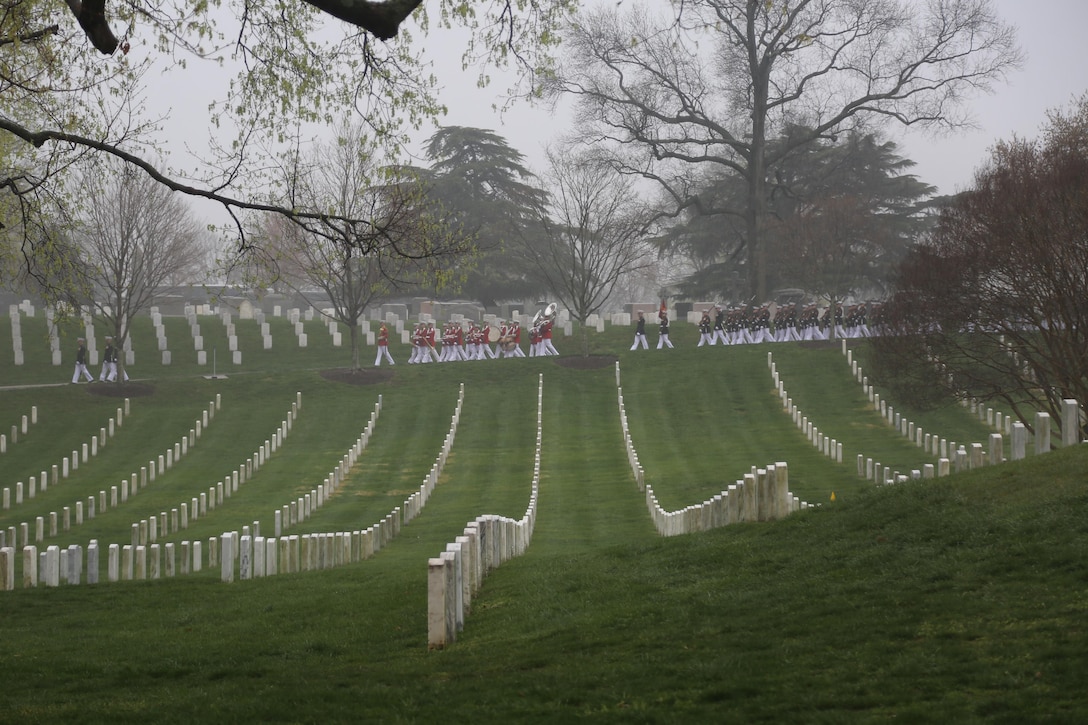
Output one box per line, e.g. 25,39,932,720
499,334,517,352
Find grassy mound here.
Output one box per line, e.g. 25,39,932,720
0,321,1084,720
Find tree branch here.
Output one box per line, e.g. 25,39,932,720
0,24,60,47
65,0,118,54
0,116,377,236
299,0,425,40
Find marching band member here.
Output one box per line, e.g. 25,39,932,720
466,322,481,360
407,323,419,363
484,322,499,358
502,320,515,359
105,337,129,382
528,322,541,357
541,317,559,356
511,319,525,357
440,322,455,362
374,323,395,366
424,322,438,362
456,322,470,360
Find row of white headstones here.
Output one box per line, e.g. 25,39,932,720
770,341,1083,488
4,302,349,368
427,375,543,649
0,390,284,585
7,304,133,368
0,385,468,591
217,387,464,582
1,395,224,553
616,361,810,537
8,300,596,370
0,406,36,457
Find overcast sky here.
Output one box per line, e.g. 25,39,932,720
152,0,1088,221
423,0,1088,196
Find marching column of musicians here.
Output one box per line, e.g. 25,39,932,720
403,316,561,364
387,301,881,365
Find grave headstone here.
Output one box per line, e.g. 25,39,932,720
1061,399,1081,447
1035,412,1051,454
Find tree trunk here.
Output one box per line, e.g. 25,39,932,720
349,319,360,371
827,293,837,342
747,35,770,303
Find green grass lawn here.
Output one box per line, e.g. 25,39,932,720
1,315,1086,722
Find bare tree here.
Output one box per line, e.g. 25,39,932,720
549,0,1021,301
526,148,654,355
70,159,208,377
1,0,572,297
251,125,469,371
873,96,1088,440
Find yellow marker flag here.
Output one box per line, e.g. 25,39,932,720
830,491,836,501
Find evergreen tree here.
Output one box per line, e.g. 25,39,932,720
424,127,549,307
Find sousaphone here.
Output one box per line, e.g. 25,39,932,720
532,302,557,327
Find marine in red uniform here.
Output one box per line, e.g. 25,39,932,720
374,323,394,366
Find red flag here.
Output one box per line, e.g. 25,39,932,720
659,299,667,319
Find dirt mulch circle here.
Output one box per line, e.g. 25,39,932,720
86,382,156,397
319,368,396,386
553,354,618,370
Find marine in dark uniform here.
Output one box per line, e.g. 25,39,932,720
656,313,674,349
630,311,648,350
697,309,712,346
72,338,93,383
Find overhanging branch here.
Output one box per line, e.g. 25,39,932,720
65,0,424,53
65,0,118,54
299,0,425,40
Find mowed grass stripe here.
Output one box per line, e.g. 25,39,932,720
28,382,308,548
0,331,1086,721
1,387,154,493
529,365,652,553
347,374,543,563
300,374,496,533
771,343,1000,468
618,344,869,507
151,375,458,547
771,343,940,473
0,387,227,539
